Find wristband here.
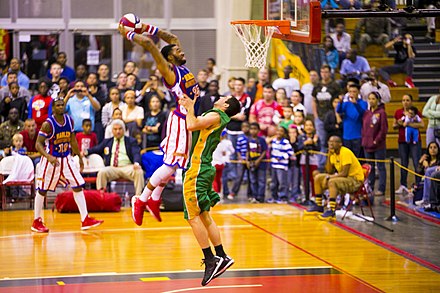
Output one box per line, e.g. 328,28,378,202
145,24,159,35
126,31,135,41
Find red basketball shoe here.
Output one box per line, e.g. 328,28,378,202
31,217,49,233
81,215,104,230
146,198,162,222
132,196,147,226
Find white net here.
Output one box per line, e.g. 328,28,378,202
231,23,277,69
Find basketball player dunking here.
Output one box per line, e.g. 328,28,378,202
118,19,200,225
31,97,103,233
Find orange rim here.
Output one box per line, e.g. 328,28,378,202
230,20,291,35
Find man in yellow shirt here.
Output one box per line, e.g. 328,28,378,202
305,135,364,221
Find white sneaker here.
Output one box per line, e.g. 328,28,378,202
415,200,425,206
395,185,408,194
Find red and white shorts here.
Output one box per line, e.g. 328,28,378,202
160,111,191,170
36,155,85,191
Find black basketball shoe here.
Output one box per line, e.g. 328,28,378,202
201,256,224,286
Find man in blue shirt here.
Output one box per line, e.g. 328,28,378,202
47,52,76,82
340,49,371,83
336,82,367,157
64,80,101,132
0,58,30,89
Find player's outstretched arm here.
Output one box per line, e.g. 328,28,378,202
179,94,219,131
141,23,181,48
118,24,175,86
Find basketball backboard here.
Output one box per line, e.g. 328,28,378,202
264,0,321,44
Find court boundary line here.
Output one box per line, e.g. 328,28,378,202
290,203,440,273
233,214,385,293
382,200,440,225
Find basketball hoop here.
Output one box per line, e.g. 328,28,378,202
231,20,290,69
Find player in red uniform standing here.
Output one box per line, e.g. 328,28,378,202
31,97,103,233
118,17,200,225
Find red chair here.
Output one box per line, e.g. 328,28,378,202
342,164,374,220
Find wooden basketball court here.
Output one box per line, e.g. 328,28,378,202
1,204,439,292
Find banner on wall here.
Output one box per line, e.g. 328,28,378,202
269,38,310,86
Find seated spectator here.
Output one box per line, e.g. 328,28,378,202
249,85,283,137
206,58,221,82
246,123,268,203
123,61,143,90
142,95,166,148
0,58,30,89
0,82,28,121
138,75,166,112
320,36,339,74
340,49,371,83
290,90,307,115
28,80,53,130
0,72,31,105
105,108,128,139
354,18,390,54
0,107,25,149
47,52,76,82
272,65,300,97
116,72,129,97
0,49,8,78
102,87,126,129
305,136,365,221
58,77,70,98
379,34,416,88
360,69,391,104
426,168,440,212
8,133,26,155
197,80,221,116
417,141,440,207
324,96,343,140
422,93,440,146
76,119,98,154
330,23,351,64
45,62,63,99
84,119,145,196
122,90,144,135
65,80,101,132
20,118,40,164
97,63,116,97
197,69,209,97
362,92,388,196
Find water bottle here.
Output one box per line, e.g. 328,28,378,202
124,192,130,208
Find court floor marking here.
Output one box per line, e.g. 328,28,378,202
0,224,253,240
162,284,264,293
233,214,384,293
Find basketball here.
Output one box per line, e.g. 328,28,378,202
119,13,142,34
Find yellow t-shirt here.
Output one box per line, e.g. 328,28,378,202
329,146,364,182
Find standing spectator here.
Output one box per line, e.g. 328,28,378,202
301,70,320,116
0,107,25,149
102,87,126,129
269,126,294,203
97,63,116,97
222,76,236,96
360,69,391,104
229,121,250,200
337,83,368,157
116,72,129,97
123,61,142,90
246,123,268,203
122,90,144,136
355,18,390,54
0,49,8,77
75,64,88,83
45,62,63,99
362,92,388,196
0,58,30,89
288,125,301,202
76,119,98,154
58,77,70,98
394,94,424,193
28,80,53,130
379,34,416,88
20,118,40,164
0,82,28,121
272,65,300,97
47,52,76,82
297,119,321,198
330,23,351,64
249,67,270,103
324,96,343,140
320,36,339,74
212,131,234,194
249,85,283,137
279,105,294,130
142,95,166,148
138,75,166,112
206,58,221,82
87,72,106,141
197,70,209,97
64,80,101,132
275,88,287,105
290,90,307,115
422,93,440,146
340,49,371,83
197,80,221,116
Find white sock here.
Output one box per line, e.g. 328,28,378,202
140,165,175,202
34,192,45,220
151,183,166,201
73,190,88,222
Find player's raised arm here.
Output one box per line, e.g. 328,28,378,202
141,23,182,48
118,24,176,86
179,94,219,131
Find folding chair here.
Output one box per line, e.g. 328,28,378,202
73,154,105,186
342,164,375,220
0,156,35,210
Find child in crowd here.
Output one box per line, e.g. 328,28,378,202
10,133,27,155
288,125,302,202
229,121,250,200
293,110,305,135
105,108,128,139
297,118,321,198
76,118,98,154
247,123,268,203
402,106,422,144
212,131,235,194
269,126,294,203
279,105,294,130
